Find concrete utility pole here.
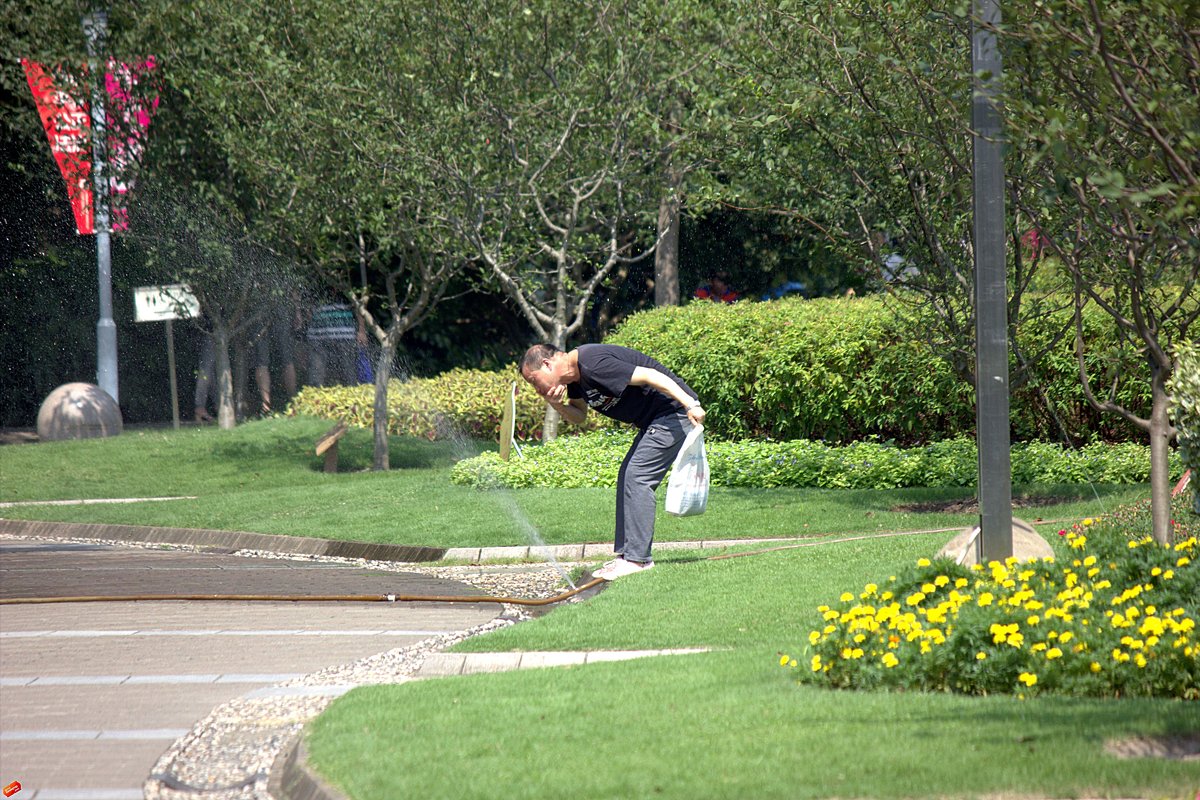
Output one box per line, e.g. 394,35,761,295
83,8,118,404
971,0,1013,560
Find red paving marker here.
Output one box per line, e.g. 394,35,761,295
2,781,20,797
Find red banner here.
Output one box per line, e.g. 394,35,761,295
21,58,159,235
22,59,93,234
105,57,159,232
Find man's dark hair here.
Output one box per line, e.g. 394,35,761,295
519,343,560,374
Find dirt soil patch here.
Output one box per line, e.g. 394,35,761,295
1104,733,1200,760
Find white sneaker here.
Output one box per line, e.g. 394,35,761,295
594,557,654,581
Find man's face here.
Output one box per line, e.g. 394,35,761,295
521,357,561,401
523,359,559,400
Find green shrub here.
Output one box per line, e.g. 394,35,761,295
607,293,1153,444
450,431,1184,490
287,368,590,441
287,293,1168,450
1168,341,1200,514
784,500,1199,698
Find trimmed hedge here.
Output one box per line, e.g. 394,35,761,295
287,368,576,442
606,294,1153,445
449,431,1185,490
289,293,1175,449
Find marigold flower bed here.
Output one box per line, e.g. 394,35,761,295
783,513,1199,699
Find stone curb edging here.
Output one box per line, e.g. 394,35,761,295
270,740,351,800
269,649,710,800
0,517,839,564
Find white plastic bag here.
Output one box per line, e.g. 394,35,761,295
665,424,709,517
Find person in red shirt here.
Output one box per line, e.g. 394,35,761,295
694,271,739,303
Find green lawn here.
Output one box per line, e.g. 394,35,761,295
4,417,1195,799
0,416,1147,550
308,535,1200,800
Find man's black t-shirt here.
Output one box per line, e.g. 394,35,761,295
566,344,697,429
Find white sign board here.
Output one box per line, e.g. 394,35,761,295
134,284,201,322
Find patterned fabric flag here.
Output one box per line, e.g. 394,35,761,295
21,57,159,235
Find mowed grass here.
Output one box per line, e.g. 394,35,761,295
0,416,1146,549
2,416,1196,797
307,535,1200,800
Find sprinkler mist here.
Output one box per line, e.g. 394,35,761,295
444,400,577,591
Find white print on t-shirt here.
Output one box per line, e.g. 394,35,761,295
584,388,621,414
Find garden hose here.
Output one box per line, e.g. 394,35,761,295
0,577,605,607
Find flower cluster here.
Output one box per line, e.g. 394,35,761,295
781,518,1199,698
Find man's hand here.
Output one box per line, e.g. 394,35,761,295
540,383,569,405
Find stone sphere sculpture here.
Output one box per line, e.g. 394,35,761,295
36,382,123,441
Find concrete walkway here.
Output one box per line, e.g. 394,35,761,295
0,536,499,800
0,521,729,800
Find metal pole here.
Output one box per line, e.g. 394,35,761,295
166,319,180,430
971,0,1013,561
83,8,118,404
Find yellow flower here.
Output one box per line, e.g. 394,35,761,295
1018,672,1038,687
881,652,899,668
811,655,823,672
976,651,988,660
978,592,994,607
934,575,950,587
1082,518,1094,526
1090,662,1102,673
1046,647,1063,660
917,558,931,567
840,592,855,602
906,592,926,606
1135,653,1147,668
780,654,791,667
955,577,968,588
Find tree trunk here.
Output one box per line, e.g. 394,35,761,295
233,341,248,421
1149,362,1173,544
541,327,568,441
372,344,393,471
542,404,561,441
213,327,236,430
655,169,682,307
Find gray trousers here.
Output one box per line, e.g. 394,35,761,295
614,411,692,563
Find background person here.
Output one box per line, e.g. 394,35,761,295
694,270,740,303
306,292,367,387
519,342,706,580
193,333,215,422
252,297,300,413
